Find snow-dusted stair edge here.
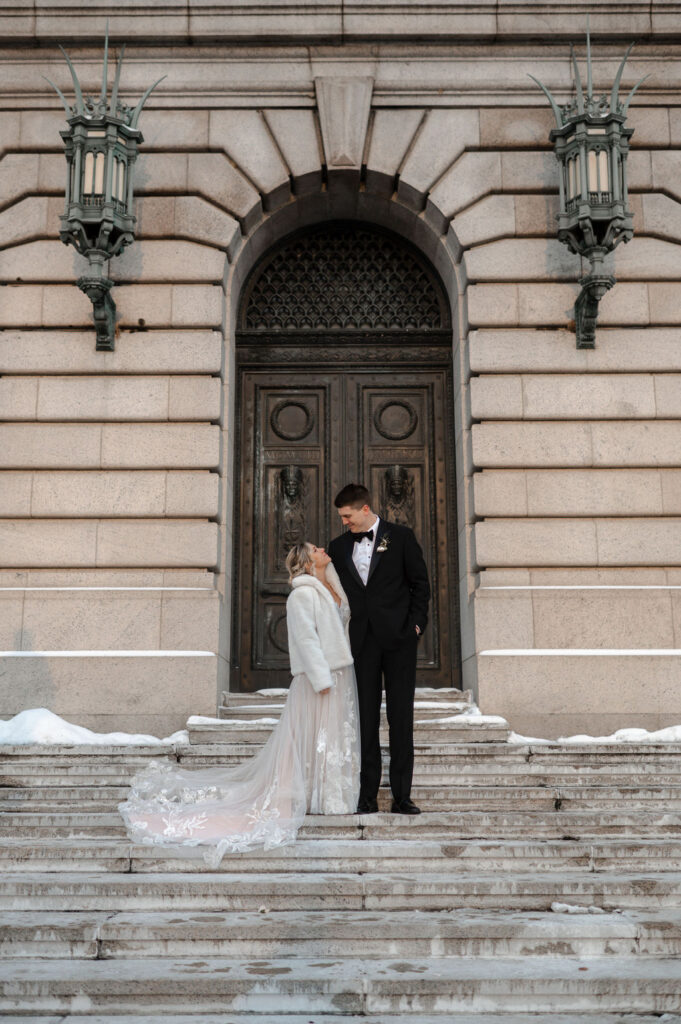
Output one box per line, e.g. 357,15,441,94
0,709,189,748
4,705,681,749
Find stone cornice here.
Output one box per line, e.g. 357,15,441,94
3,1,681,47
0,46,676,111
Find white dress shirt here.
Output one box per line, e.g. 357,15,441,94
352,515,380,586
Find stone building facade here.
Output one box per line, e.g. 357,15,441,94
2,1,681,738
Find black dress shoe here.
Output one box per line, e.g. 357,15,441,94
356,798,379,814
391,798,421,815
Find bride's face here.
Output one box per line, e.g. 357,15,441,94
307,543,331,571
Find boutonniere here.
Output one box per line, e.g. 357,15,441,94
376,533,390,553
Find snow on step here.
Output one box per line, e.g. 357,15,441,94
2,956,681,1015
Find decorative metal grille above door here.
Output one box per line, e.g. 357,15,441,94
240,224,449,332
234,222,459,692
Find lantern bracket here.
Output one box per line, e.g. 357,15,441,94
77,274,116,351
575,272,615,350
530,21,645,348
46,26,164,351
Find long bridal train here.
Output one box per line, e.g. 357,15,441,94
119,566,360,867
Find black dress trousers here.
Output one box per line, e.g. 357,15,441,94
353,628,418,804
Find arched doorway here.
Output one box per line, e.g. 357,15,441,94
232,221,459,691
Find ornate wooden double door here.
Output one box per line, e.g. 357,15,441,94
232,223,459,692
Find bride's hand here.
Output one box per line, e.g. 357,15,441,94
319,687,331,695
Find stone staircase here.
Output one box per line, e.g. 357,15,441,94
2,688,681,1021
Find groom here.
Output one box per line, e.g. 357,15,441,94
328,483,430,815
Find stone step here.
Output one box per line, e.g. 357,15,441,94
1,786,131,804
170,741,681,765
219,700,474,722
5,837,681,875
5,742,681,776
0,768,159,786
0,811,127,836
220,686,472,706
187,722,512,744
3,1017,681,1024
4,740,681,760
2,956,681,1014
9,774,681,807
7,766,681,794
9,788,681,817
0,745,175,759
7,782,681,805
4,908,681,960
3,770,679,794
4,808,681,840
3,870,681,912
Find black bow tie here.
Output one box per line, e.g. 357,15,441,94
353,530,374,543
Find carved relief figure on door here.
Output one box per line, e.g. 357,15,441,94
380,464,416,528
276,465,308,571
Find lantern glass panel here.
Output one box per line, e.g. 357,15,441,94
94,152,105,195
598,150,609,197
567,154,580,205
83,151,94,194
588,150,597,192
589,150,610,202
117,160,126,203
587,148,610,202
618,153,624,198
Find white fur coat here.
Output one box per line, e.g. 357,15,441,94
286,565,354,692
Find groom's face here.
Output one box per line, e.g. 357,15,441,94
337,504,373,532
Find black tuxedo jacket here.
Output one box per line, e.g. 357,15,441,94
328,519,430,655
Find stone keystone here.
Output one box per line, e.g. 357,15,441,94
314,77,374,168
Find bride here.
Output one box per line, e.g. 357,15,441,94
119,541,360,866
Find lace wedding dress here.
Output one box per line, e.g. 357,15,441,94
119,602,360,867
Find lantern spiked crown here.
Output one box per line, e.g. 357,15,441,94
45,29,165,350
531,26,647,348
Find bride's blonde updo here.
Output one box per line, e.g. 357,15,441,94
285,542,313,584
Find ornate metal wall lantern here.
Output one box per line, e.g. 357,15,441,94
46,32,164,350
531,30,646,348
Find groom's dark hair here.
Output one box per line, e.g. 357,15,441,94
334,484,371,509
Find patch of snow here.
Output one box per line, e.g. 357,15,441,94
558,724,681,744
188,715,278,727
415,687,469,694
0,708,189,747
0,650,214,657
481,648,681,656
424,712,508,726
413,701,471,709
483,585,681,590
0,587,211,592
508,731,553,745
221,704,283,711
223,718,278,727
551,902,608,915
509,724,681,745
